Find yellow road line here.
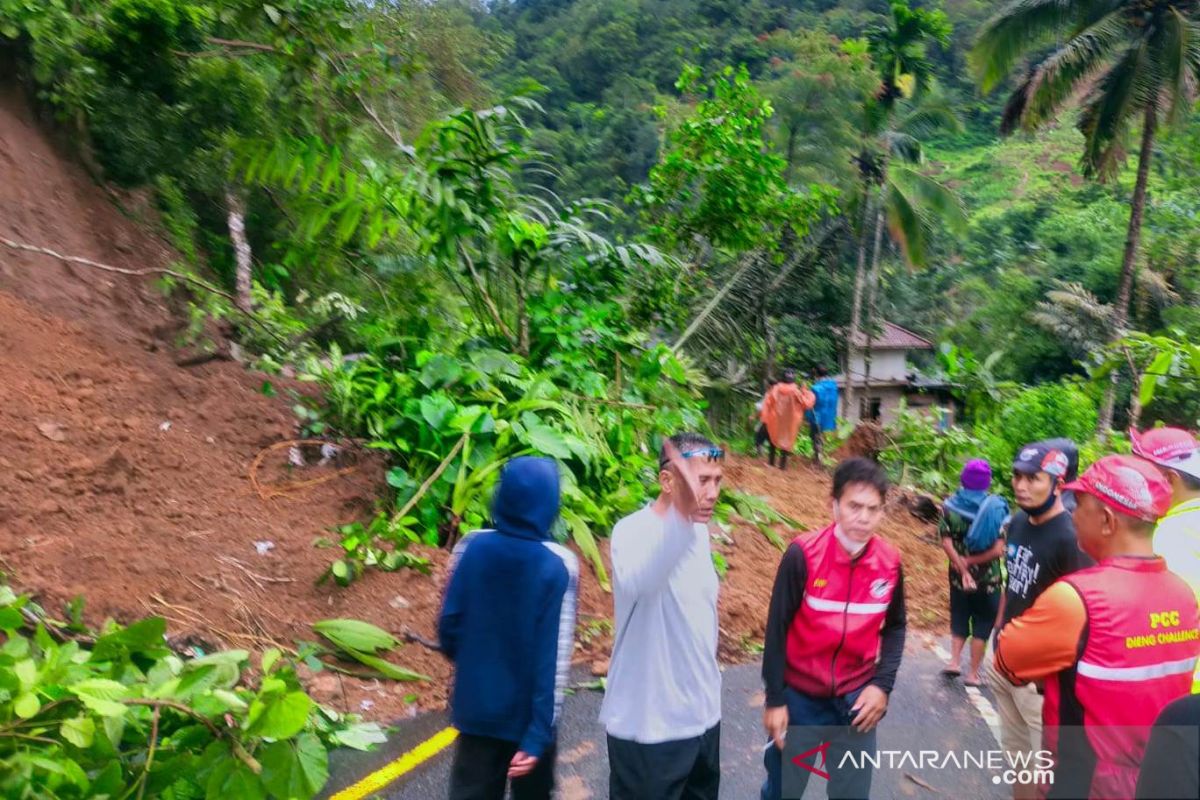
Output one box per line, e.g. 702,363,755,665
330,726,459,800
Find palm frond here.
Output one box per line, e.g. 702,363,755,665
1136,266,1181,309
1031,280,1114,355
972,0,1078,93
1155,8,1200,126
1000,70,1038,135
1020,10,1130,128
890,165,969,233
884,179,927,268
882,131,924,163
1078,42,1149,178
896,96,963,139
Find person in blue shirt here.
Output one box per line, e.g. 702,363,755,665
439,456,579,800
805,366,839,463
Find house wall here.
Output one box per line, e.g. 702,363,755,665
847,349,908,382
843,387,905,424
843,389,956,427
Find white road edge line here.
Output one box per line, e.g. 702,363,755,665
924,635,1004,747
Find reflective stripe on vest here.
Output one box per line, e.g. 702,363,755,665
1076,655,1198,682
783,525,902,697
805,595,890,615
1053,558,1200,800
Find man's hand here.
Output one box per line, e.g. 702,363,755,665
661,440,702,521
763,705,789,751
850,685,888,733
508,751,538,779
960,570,977,592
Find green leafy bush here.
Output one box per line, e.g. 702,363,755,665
0,589,385,799
878,405,985,496
977,382,1098,475
304,337,705,587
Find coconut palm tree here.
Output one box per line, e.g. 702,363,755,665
844,93,967,416
843,0,963,418
972,0,1200,432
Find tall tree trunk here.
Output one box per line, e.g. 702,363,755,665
225,188,253,314
513,257,530,357
862,193,887,401
843,193,873,418
1098,106,1156,433
785,125,799,182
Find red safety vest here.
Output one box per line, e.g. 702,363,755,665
1042,557,1200,800
784,524,902,698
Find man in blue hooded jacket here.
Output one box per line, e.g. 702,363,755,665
439,456,579,800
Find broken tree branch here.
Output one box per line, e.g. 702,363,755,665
0,236,290,348
391,434,468,525
1,236,238,303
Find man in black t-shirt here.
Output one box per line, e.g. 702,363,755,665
984,440,1092,800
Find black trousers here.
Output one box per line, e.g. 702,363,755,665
809,421,823,460
448,733,557,800
768,443,790,471
755,423,771,451
608,723,721,800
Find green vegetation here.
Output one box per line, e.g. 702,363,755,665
0,589,386,798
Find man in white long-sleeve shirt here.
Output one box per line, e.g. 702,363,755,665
600,432,724,800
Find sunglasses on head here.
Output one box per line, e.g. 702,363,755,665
660,446,725,469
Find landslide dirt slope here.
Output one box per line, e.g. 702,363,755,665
0,84,451,720
0,83,946,724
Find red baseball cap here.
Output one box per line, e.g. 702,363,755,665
1063,455,1172,523
1130,427,1200,482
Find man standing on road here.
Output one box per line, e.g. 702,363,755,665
806,366,839,464
1132,426,1200,693
761,457,907,800
601,433,725,800
762,369,816,471
985,441,1092,800
439,456,579,800
995,455,1200,800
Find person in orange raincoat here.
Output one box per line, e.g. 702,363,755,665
761,369,815,471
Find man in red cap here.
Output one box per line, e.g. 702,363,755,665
1132,427,1200,690
994,455,1200,799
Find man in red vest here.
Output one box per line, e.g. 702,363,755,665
760,457,907,799
995,455,1200,799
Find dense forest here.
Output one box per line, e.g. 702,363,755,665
4,0,1200,793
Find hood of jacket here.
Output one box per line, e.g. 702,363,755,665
490,456,561,541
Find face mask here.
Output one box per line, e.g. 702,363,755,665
834,523,869,557
1018,478,1059,518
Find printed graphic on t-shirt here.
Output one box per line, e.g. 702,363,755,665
1006,542,1041,599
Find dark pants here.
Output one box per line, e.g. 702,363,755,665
768,443,791,471
809,422,824,460
949,585,1001,641
762,686,876,800
755,423,771,452
449,733,557,800
608,723,721,800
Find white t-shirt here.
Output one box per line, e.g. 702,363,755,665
599,505,721,744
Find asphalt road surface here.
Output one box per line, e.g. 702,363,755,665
325,635,1016,799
